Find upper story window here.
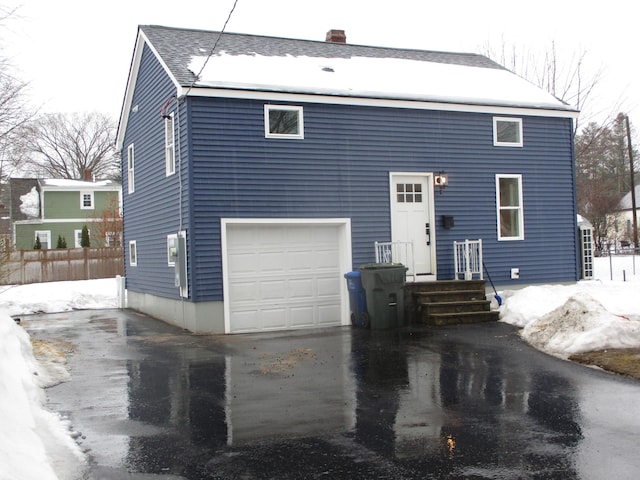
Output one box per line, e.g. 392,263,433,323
127,144,135,193
265,105,304,139
496,174,524,240
493,117,523,147
165,114,175,176
80,191,94,210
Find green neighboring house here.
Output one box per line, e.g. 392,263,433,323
10,177,122,250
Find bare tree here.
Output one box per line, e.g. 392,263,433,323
575,114,639,252
0,6,37,182
21,112,119,180
481,39,623,135
90,195,123,247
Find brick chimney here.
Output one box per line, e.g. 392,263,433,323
325,29,346,43
83,168,93,181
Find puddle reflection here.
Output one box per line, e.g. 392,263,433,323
116,324,586,478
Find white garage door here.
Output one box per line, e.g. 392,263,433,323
223,221,350,333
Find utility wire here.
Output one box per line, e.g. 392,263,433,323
184,0,239,97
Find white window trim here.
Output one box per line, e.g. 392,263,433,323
127,144,135,193
496,174,525,241
264,105,304,139
34,230,51,249
80,191,94,210
493,117,523,147
165,113,176,176
129,240,137,266
74,229,83,248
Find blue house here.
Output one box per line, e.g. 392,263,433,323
116,26,579,334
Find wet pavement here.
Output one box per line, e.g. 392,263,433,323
25,309,640,480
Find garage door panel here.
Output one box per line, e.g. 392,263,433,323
257,252,287,273
318,304,341,325
289,278,315,300
226,222,346,333
261,308,288,330
230,309,260,332
290,306,315,327
317,276,341,297
227,252,258,273
229,280,260,302
260,279,288,301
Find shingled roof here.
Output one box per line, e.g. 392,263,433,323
118,25,577,149
140,25,504,88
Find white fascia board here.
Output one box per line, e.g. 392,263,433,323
179,86,579,119
27,218,113,224
116,30,183,151
41,185,122,192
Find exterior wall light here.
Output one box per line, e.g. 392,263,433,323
434,171,448,194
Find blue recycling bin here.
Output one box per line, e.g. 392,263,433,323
344,271,369,328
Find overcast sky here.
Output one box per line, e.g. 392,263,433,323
2,0,638,126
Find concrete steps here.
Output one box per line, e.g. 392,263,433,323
405,280,499,326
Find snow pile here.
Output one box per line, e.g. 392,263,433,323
519,293,640,357
499,256,640,358
19,186,40,218
1,278,119,317
0,314,86,480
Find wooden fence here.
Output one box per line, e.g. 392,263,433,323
0,247,124,285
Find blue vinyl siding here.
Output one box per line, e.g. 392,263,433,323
121,45,191,300
122,52,577,304
185,98,577,302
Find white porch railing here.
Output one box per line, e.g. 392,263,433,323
454,239,483,280
374,241,415,281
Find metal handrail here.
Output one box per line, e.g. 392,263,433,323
453,239,483,280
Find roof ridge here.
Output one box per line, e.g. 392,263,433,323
140,24,491,61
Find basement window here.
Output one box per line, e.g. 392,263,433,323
493,117,523,147
265,105,304,139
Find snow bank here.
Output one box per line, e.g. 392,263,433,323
499,256,640,358
0,313,86,480
1,278,118,317
520,293,640,358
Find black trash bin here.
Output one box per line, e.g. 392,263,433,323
359,263,408,329
344,271,369,328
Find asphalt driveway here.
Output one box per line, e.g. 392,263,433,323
25,309,640,480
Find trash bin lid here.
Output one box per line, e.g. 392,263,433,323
359,263,407,270
344,271,361,279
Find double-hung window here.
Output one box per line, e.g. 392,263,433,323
264,105,304,139
34,230,51,249
493,117,523,147
165,114,175,176
80,191,94,209
127,144,135,193
496,174,524,240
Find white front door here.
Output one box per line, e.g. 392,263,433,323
390,173,436,279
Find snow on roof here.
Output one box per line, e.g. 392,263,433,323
188,51,571,111
19,187,40,219
41,179,117,188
